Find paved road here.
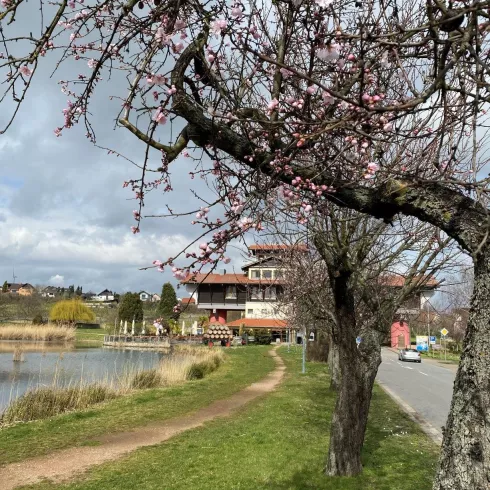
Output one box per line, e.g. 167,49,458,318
376,348,455,434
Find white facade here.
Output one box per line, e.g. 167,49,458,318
420,290,435,309
139,292,150,302
245,301,286,319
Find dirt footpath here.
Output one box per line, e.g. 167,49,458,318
0,348,285,490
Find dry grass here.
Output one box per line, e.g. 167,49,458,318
0,324,76,342
124,346,225,388
1,346,225,424
1,383,117,424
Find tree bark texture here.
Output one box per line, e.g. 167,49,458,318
433,251,490,490
328,338,341,391
325,269,382,476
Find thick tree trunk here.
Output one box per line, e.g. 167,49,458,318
328,338,341,390
326,334,381,476
433,251,490,490
324,266,383,476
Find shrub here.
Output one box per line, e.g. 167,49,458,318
32,314,44,325
254,329,272,345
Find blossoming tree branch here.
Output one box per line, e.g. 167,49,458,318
2,0,490,487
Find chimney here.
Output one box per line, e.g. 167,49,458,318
220,269,227,275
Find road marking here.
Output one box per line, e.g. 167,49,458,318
419,371,429,376
404,366,413,370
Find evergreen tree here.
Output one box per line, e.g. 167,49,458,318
158,283,179,319
2,281,7,293
118,293,143,322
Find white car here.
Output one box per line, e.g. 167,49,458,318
399,349,422,363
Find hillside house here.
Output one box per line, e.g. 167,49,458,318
94,289,114,301
5,283,35,296
139,291,151,302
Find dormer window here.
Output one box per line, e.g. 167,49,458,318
262,270,273,279
251,269,260,279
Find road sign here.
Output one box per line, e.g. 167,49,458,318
441,328,449,337
429,336,436,345
416,336,429,352
356,337,362,345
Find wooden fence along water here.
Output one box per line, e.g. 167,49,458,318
102,335,203,349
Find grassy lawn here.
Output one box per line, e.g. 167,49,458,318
0,346,275,465
74,328,110,347
23,346,439,490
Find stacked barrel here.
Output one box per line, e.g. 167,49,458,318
203,324,233,342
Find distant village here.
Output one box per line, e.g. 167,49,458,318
0,282,196,307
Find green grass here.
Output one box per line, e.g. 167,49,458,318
21,347,439,490
74,328,110,346
0,346,275,465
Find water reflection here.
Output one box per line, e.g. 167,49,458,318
0,344,164,412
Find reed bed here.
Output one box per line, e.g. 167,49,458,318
0,324,76,342
1,346,225,425
1,383,117,424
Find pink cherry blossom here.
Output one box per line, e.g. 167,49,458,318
174,42,184,53
211,19,227,35
317,44,339,61
306,86,316,95
174,19,186,30
231,7,243,19
19,65,32,77
268,98,279,111
223,257,231,264
199,242,208,250
152,109,167,125
87,59,97,69
383,123,393,132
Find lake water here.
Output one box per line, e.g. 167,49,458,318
0,342,165,412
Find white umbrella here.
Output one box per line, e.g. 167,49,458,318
124,320,128,334
131,318,135,336
142,320,146,335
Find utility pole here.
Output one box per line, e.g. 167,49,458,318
302,328,306,374
426,299,431,357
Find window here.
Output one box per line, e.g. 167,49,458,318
264,286,277,300
247,309,253,315
251,269,260,279
225,286,237,299
250,286,262,300
262,270,273,279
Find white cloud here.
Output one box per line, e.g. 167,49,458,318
49,274,64,286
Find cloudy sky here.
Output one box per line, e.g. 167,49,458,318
0,26,248,296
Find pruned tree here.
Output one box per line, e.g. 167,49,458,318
277,207,460,475
4,0,490,486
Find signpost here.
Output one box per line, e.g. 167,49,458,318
429,336,436,345
356,337,362,347
416,336,429,352
441,329,448,361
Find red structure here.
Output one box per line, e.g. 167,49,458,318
209,309,227,324
391,320,410,348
